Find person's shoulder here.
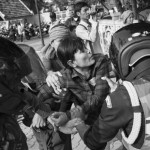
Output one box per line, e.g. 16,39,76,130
76,23,86,30
0,82,13,94
64,18,72,26
102,84,132,124
105,84,130,110
65,17,72,22
110,84,129,101
60,69,72,79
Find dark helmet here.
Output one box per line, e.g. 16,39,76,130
0,37,32,80
109,22,150,81
17,44,47,92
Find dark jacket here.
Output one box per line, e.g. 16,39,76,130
83,82,146,150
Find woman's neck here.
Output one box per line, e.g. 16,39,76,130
75,67,91,78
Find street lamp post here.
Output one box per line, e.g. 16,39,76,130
34,0,45,47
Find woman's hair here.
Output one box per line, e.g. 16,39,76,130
57,36,85,68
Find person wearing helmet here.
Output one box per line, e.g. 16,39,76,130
0,37,69,150
0,37,40,150
121,10,134,25
50,22,150,150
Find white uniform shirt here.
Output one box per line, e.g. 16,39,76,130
17,24,24,35
75,20,102,54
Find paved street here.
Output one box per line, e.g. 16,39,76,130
16,35,50,51
17,36,123,150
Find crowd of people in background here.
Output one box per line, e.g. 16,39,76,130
1,0,150,44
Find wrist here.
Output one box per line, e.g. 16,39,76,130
76,122,85,128
66,111,71,120
74,118,84,127
47,70,53,76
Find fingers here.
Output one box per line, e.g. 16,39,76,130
32,113,46,128
58,88,67,97
17,115,24,124
40,120,46,127
51,112,62,118
101,76,117,92
56,71,62,77
76,105,82,111
101,76,115,87
46,75,59,88
50,117,59,126
89,15,92,20
53,124,58,132
32,120,46,128
50,113,62,126
47,115,60,131
52,74,61,86
54,87,62,95
46,71,60,86
47,116,54,125
52,88,67,100
17,114,24,120
46,72,63,95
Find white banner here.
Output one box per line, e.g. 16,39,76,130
0,21,9,30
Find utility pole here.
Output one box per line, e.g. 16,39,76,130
34,0,45,46
131,0,139,20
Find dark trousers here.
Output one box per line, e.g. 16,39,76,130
19,34,23,42
33,127,72,150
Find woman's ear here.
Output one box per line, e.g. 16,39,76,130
67,60,77,68
76,12,80,17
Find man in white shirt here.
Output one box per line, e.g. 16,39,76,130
75,2,102,54
17,22,24,42
48,12,60,31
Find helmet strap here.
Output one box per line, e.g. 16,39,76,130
126,59,150,81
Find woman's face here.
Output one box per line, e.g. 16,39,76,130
73,49,95,68
126,13,134,25
67,6,75,17
51,38,61,51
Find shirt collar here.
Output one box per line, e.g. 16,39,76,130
71,69,80,78
79,20,89,28
71,68,91,80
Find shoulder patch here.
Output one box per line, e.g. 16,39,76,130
105,96,112,108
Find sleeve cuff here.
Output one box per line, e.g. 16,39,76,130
83,126,91,142
81,105,88,114
36,109,51,119
66,111,71,120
